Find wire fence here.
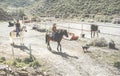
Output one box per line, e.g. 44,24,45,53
55,22,120,37
24,15,120,37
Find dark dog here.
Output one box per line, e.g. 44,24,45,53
82,44,90,53
8,22,14,27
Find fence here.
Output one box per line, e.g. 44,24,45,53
54,21,120,37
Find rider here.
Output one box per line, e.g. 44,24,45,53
52,23,57,40
15,20,21,37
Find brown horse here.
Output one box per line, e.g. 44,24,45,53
45,29,68,52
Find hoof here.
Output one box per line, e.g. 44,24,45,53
49,47,52,51
84,51,86,53
11,42,14,46
48,46,52,51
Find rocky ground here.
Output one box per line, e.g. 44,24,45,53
0,21,120,76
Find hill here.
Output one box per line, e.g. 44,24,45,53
0,8,12,20
0,0,39,20
0,0,119,21
28,0,120,21
0,0,38,7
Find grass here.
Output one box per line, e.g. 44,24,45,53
0,56,43,68
88,49,120,69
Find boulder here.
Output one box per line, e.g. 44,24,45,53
17,71,28,76
109,40,115,49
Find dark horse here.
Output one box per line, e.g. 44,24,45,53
91,24,100,38
45,29,68,52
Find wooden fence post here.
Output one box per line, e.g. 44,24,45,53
11,45,14,59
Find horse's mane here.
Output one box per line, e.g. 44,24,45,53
57,29,66,33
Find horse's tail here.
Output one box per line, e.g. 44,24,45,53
45,34,48,44
9,31,13,44
9,32,12,37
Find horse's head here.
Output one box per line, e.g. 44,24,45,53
63,30,68,37
21,26,27,32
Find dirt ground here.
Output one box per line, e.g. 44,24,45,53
0,22,120,76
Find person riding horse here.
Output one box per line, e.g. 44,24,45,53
52,23,57,40
15,20,21,37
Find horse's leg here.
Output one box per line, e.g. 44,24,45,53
59,43,62,52
20,37,22,46
47,41,52,50
46,35,51,50
22,36,24,46
21,37,24,46
91,31,93,38
57,42,61,52
93,31,95,38
10,38,14,45
57,42,59,52
97,31,99,38
20,32,23,45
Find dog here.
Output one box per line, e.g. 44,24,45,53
8,22,14,27
82,44,90,53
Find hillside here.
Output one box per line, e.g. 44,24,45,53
28,0,120,21
0,0,120,21
0,0,39,20
0,0,38,7
0,8,12,20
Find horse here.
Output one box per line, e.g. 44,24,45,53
45,29,68,52
91,24,100,38
9,26,27,45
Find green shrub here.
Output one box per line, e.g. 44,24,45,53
114,62,120,69
29,60,41,68
0,57,6,63
23,57,33,64
15,58,22,63
12,61,17,66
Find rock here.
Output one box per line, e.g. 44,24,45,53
32,26,37,30
17,71,28,76
109,40,115,49
0,71,7,76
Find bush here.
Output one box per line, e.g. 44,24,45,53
12,61,17,66
29,60,41,68
114,62,120,69
0,57,6,63
88,38,108,47
23,57,33,64
15,58,22,63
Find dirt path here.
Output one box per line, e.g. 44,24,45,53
0,22,119,76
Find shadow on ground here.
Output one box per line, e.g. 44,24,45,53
12,44,29,51
49,49,78,59
11,44,36,60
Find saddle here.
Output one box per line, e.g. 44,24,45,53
48,32,58,41
12,29,20,37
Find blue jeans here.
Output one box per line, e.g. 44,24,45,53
52,32,56,40
16,27,20,37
